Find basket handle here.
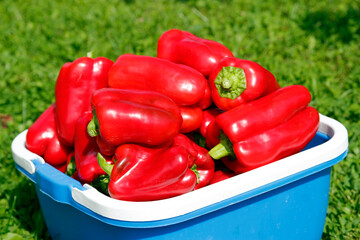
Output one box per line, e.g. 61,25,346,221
11,130,85,202
11,130,44,180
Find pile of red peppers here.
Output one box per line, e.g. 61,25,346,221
25,29,319,202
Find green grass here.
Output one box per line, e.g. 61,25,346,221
0,0,359,239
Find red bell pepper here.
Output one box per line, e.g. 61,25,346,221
50,152,76,174
108,54,207,106
179,106,204,133
107,54,209,132
197,82,213,110
98,144,197,201
203,109,223,149
95,134,117,157
26,104,73,172
74,111,113,183
209,57,280,111
205,120,221,149
222,107,319,173
200,108,223,138
209,169,236,185
173,134,215,189
157,29,234,77
208,85,319,173
55,56,113,146
55,162,69,173
88,88,182,148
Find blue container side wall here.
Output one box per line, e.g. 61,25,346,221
63,131,336,229
15,131,348,239
37,167,331,240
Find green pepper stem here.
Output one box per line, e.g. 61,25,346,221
87,118,98,137
214,66,247,99
191,164,200,184
65,155,76,177
97,153,113,176
208,131,235,160
221,79,232,89
87,51,94,58
87,110,100,137
208,142,231,159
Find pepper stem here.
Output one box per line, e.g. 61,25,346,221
208,143,231,159
214,66,246,99
97,153,113,176
191,164,200,184
87,118,98,137
65,155,76,177
208,132,235,160
87,51,94,58
221,79,232,89
87,110,99,137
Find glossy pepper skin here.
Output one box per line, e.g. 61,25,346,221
205,120,222,149
108,54,207,107
209,170,236,185
209,57,280,111
201,108,223,149
95,134,117,157
74,111,113,183
208,85,319,173
157,29,234,77
26,104,73,172
173,134,215,190
88,88,182,148
179,106,204,133
200,108,223,138
107,54,210,132
55,56,113,146
99,144,197,201
222,107,319,173
197,83,213,110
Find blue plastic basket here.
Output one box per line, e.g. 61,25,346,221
11,114,348,240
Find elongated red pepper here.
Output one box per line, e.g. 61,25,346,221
173,134,215,190
98,144,197,201
209,57,280,111
107,54,209,132
88,88,182,148
74,111,113,183
26,104,73,172
108,54,207,106
157,29,234,77
55,56,113,146
208,85,319,173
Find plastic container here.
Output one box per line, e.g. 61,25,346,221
11,114,348,240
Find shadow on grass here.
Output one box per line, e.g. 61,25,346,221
299,7,360,43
